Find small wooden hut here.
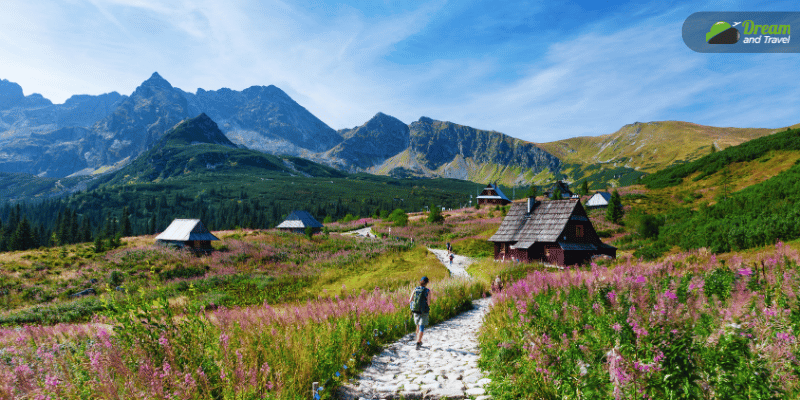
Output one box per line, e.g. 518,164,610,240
585,192,612,209
155,219,219,251
477,183,511,205
276,211,323,234
489,198,615,266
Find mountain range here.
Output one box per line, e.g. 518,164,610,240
0,73,791,188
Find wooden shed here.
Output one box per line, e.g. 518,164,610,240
155,219,219,251
585,192,612,209
477,183,511,205
276,211,324,234
489,198,615,266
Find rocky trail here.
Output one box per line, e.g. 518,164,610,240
336,246,493,399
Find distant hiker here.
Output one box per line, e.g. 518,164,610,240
446,242,451,252
409,276,431,349
493,275,503,292
449,253,454,266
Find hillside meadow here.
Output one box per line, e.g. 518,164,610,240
1,208,507,399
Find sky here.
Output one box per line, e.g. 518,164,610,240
1,0,798,143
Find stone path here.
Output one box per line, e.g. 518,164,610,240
427,249,474,279
341,227,377,238
336,249,492,399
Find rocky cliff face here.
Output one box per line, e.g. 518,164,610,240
88,72,191,168
325,112,410,169
182,85,342,154
324,115,562,184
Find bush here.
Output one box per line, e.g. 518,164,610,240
159,266,208,281
108,270,125,287
637,213,663,239
428,205,444,223
387,209,408,227
633,241,670,260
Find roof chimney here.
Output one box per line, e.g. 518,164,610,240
527,196,538,214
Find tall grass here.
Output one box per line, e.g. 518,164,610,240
479,242,799,399
1,278,482,399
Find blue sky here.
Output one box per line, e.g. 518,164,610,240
1,0,798,142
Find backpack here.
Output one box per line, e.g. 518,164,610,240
410,286,428,313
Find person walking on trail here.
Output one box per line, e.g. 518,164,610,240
409,276,431,350
449,253,454,266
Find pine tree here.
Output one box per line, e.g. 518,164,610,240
93,234,104,253
121,207,132,237
525,185,538,198
10,218,36,251
581,181,589,196
81,216,92,243
606,190,624,224
69,209,79,244
551,187,562,200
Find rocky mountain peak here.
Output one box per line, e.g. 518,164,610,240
141,72,173,89
161,113,235,147
0,79,25,109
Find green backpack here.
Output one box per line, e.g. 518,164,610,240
410,286,428,313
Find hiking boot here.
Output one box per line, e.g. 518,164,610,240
415,342,422,350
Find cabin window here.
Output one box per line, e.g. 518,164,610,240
576,225,584,237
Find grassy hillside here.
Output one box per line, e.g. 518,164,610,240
538,121,776,172
607,127,800,258
535,121,782,190
641,127,800,189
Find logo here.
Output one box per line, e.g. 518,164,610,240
706,21,739,44
683,12,799,53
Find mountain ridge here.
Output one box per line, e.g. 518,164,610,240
0,73,793,188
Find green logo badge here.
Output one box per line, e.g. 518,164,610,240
706,21,740,44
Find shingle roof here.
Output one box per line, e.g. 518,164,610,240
489,199,580,243
586,192,611,207
155,219,219,242
477,183,510,201
276,211,323,229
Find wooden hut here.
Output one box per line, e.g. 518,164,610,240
477,183,511,205
585,192,612,209
155,219,219,251
276,211,323,234
489,198,615,266
544,180,574,199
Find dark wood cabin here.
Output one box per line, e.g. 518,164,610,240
489,198,615,266
477,183,511,205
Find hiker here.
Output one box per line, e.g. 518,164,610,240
446,242,451,252
493,275,503,292
409,276,431,349
449,253,454,266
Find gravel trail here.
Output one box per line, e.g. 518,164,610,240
336,249,492,400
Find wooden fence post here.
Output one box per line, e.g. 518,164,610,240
312,381,318,399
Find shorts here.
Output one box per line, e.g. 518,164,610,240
413,312,429,329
